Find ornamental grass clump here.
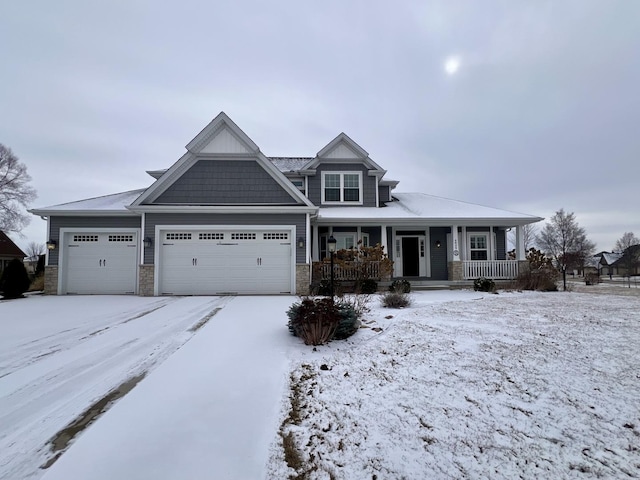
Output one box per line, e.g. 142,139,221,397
381,291,412,308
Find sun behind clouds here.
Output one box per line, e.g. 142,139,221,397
444,56,460,75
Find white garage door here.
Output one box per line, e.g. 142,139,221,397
159,228,292,295
62,232,138,294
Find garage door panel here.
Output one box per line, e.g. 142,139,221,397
63,232,138,295
159,228,292,295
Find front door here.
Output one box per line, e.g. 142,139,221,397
402,237,419,276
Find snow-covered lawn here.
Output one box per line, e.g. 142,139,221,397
0,295,230,480
268,289,640,479
2,288,639,480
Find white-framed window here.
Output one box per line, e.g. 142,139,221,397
321,172,363,204
320,232,369,259
469,234,488,260
290,178,305,195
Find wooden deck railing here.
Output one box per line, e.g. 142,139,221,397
463,260,519,280
313,261,384,281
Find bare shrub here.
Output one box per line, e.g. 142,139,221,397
382,291,411,308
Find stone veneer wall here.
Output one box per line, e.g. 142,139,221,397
448,261,463,281
44,266,58,295
139,265,155,296
296,264,310,295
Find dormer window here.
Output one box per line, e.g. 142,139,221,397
322,172,363,205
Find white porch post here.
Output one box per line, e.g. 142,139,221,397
380,225,388,254
312,225,319,261
451,225,461,261
516,225,526,261
488,226,494,261
450,225,462,281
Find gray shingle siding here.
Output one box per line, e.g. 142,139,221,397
144,213,307,264
153,160,298,205
48,216,141,265
308,163,377,207
429,227,449,280
378,185,390,204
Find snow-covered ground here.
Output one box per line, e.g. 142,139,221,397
268,288,640,479
2,288,639,480
0,295,231,480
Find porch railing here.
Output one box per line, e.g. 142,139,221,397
313,261,383,281
463,260,519,280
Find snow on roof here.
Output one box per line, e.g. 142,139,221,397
31,189,146,213
317,193,542,224
601,252,623,265
268,157,313,172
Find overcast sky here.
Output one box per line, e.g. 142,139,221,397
1,0,638,253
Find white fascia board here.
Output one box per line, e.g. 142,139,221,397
315,217,544,227
316,132,369,158
255,151,316,207
185,112,260,153
29,209,140,217
130,151,194,207
367,169,387,177
127,205,318,214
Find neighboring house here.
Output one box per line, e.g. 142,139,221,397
29,112,542,296
611,244,640,276
0,231,27,276
599,252,623,277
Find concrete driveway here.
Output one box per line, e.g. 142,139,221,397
39,295,299,480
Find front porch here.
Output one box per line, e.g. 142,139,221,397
312,259,525,283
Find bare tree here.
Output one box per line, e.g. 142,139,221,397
0,144,37,233
614,232,640,286
25,241,45,262
536,209,596,291
509,223,538,251
614,232,639,253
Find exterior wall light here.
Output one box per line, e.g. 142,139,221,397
298,237,304,248
435,240,442,248
143,237,153,248
46,239,57,250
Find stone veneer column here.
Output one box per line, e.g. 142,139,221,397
296,264,310,295
138,265,155,296
44,266,58,295
517,260,530,276
448,261,463,281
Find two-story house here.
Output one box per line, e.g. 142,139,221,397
30,112,542,295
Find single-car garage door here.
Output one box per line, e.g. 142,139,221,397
61,232,138,294
159,228,293,295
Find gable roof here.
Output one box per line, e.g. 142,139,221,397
0,231,27,258
303,133,386,175
130,113,314,209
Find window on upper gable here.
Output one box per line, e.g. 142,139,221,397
321,172,362,204
291,178,305,195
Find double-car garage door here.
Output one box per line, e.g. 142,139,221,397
158,228,293,295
